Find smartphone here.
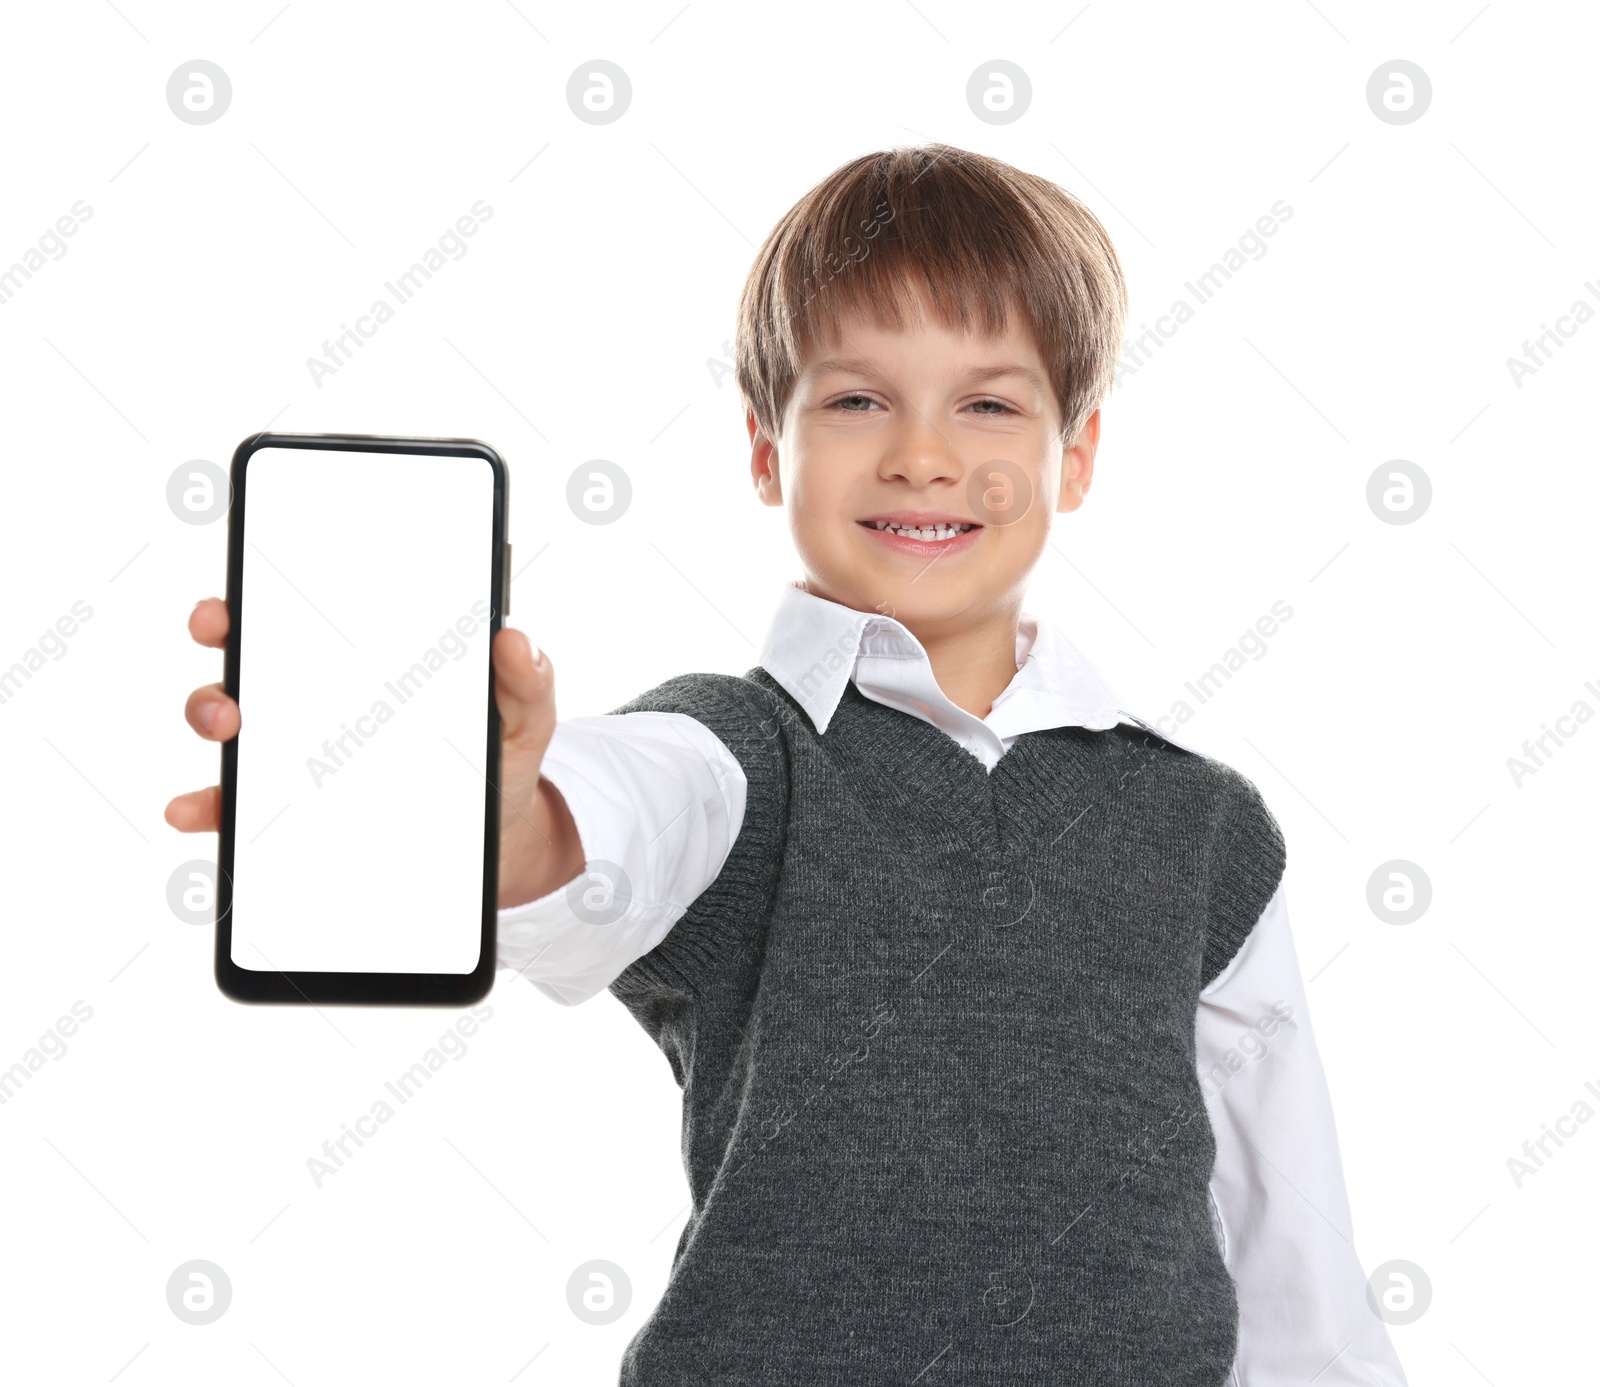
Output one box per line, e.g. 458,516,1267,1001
215,432,508,1006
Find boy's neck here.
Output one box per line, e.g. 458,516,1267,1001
803,580,1023,720
909,614,1023,720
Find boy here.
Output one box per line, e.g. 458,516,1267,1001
170,144,1407,1383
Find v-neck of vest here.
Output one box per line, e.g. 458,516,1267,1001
750,670,1116,855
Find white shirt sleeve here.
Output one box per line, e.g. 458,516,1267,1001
1198,881,1409,1386
495,711,747,1007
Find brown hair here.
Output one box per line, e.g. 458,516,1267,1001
735,143,1128,445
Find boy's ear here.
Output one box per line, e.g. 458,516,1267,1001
1056,406,1101,514
748,407,782,506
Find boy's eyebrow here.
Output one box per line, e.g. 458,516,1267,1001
803,356,884,378
804,357,1047,390
960,363,1048,391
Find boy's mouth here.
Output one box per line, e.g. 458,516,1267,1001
857,515,984,551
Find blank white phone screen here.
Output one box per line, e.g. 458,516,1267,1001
230,447,495,974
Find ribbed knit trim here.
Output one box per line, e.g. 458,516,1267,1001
1201,775,1287,988
604,672,792,1005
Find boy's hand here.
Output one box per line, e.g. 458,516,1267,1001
164,599,582,911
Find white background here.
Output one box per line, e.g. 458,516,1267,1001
0,1,1594,1382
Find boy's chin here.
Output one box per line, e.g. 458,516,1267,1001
821,578,998,631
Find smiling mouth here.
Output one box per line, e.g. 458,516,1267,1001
859,519,982,544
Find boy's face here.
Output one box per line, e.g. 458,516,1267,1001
748,285,1098,637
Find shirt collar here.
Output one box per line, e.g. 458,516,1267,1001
757,582,1182,754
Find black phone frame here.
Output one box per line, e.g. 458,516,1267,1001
215,431,507,1007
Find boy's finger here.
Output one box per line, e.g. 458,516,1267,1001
165,785,220,833
189,597,229,650
185,683,240,740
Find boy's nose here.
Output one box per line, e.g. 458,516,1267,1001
879,419,964,485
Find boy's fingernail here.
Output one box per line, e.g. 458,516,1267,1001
532,646,547,669
198,701,218,733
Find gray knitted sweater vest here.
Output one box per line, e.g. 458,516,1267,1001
606,666,1286,1386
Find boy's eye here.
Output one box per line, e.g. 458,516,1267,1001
827,395,1015,414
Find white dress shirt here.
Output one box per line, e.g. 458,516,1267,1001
497,582,1408,1386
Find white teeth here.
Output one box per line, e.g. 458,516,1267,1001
872,520,975,542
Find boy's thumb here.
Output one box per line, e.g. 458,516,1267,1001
491,627,555,747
